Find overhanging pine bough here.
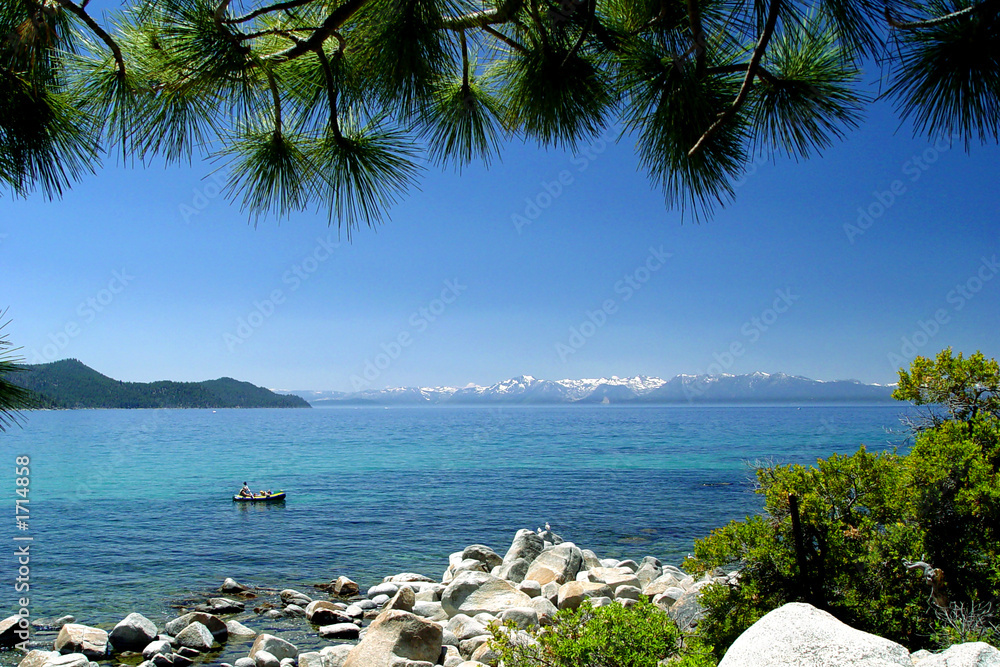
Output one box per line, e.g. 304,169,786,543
1,0,996,227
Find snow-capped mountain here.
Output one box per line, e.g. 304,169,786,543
284,372,894,406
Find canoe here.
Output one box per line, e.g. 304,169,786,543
233,491,286,503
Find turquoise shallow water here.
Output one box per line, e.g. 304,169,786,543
0,404,912,663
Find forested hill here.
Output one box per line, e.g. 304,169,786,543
16,359,309,409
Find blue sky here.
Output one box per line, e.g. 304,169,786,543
3,70,999,391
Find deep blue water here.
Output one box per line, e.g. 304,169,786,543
0,404,912,660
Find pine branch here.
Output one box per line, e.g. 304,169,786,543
316,47,343,141
562,0,596,67
440,0,525,29
482,24,528,52
885,0,999,30
224,0,317,25
266,0,371,63
688,0,783,156
53,0,126,74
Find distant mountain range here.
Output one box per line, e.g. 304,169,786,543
17,359,310,409
287,373,896,406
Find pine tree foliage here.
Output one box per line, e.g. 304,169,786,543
1,0,997,226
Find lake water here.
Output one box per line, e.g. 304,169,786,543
0,404,913,663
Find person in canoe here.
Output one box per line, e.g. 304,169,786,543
239,481,253,498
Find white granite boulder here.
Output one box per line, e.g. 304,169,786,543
109,613,158,652
524,543,583,585
441,571,534,618
912,642,1000,667
718,603,912,667
249,634,298,661
165,612,228,643
342,610,442,667
556,581,613,610
54,624,109,659
174,622,215,652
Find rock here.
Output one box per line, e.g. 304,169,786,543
42,655,89,667
441,571,534,618
279,658,296,667
110,613,158,652
454,559,488,576
263,610,286,620
371,595,391,607
529,597,558,625
320,645,353,667
462,546,503,570
342,610,443,667
17,650,60,667
524,543,584,585
318,624,361,640
221,578,249,594
307,601,353,626
2,615,28,647
441,645,463,667
280,590,312,605
635,563,662,588
718,602,912,667
455,663,489,667
412,602,446,621
556,581,612,610
386,573,435,584
415,586,444,603
355,599,377,611
172,653,195,667
517,580,541,598
333,577,360,597
384,587,416,613
642,572,683,597
368,583,400,599
581,550,602,570
249,634,299,661
470,641,500,666
142,641,173,660
344,604,365,618
226,620,256,638
197,598,246,614
253,650,280,667
502,530,544,565
458,636,489,658
497,608,538,630
152,653,175,667
912,642,1000,667
54,624,109,659
540,581,559,605
617,560,639,573
297,652,326,667
165,613,228,644
652,587,686,611
640,556,662,569
284,604,307,618
234,659,256,667
667,582,710,632
173,623,214,652
446,615,489,641
600,558,620,568
494,559,529,584
591,596,614,607
615,585,641,601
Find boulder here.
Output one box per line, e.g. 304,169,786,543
462,546,503,570
642,573,683,597
284,605,307,618
2,615,28,647
54,624,109,659
333,577,360,597
615,585,641,601
540,581,559,605
152,653,175,667
470,641,500,666
297,652,327,667
174,622,214,652
221,578,249,594
368,583,400,599
412,601,446,621
17,650,60,667
342,610,442,667
226,620,256,638
445,615,489,641
497,608,538,630
441,571,534,618
556,581,612,610
142,641,174,660
912,642,1000,667
386,573,436,584
41,655,89,667
318,624,361,640
667,582,710,632
173,653,195,667
234,658,256,667
307,601,352,625
197,598,246,614
384,587,416,613
717,602,912,667
529,597,558,624
581,550,602,570
617,560,639,573
164,613,228,643
502,530,544,565
253,650,280,667
494,559,529,584
371,594,391,607
517,580,541,598
652,587,686,611
441,645,463,667
524,543,583,585
110,613,158,652
459,636,489,658
319,645,353,667
249,634,299,661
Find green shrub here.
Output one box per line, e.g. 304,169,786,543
488,598,688,667
684,348,1000,658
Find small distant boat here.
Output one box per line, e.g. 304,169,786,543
233,491,286,503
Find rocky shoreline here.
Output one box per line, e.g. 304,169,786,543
3,527,999,667
1,527,715,667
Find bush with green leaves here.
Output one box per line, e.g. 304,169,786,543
488,598,705,667
685,348,1000,659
